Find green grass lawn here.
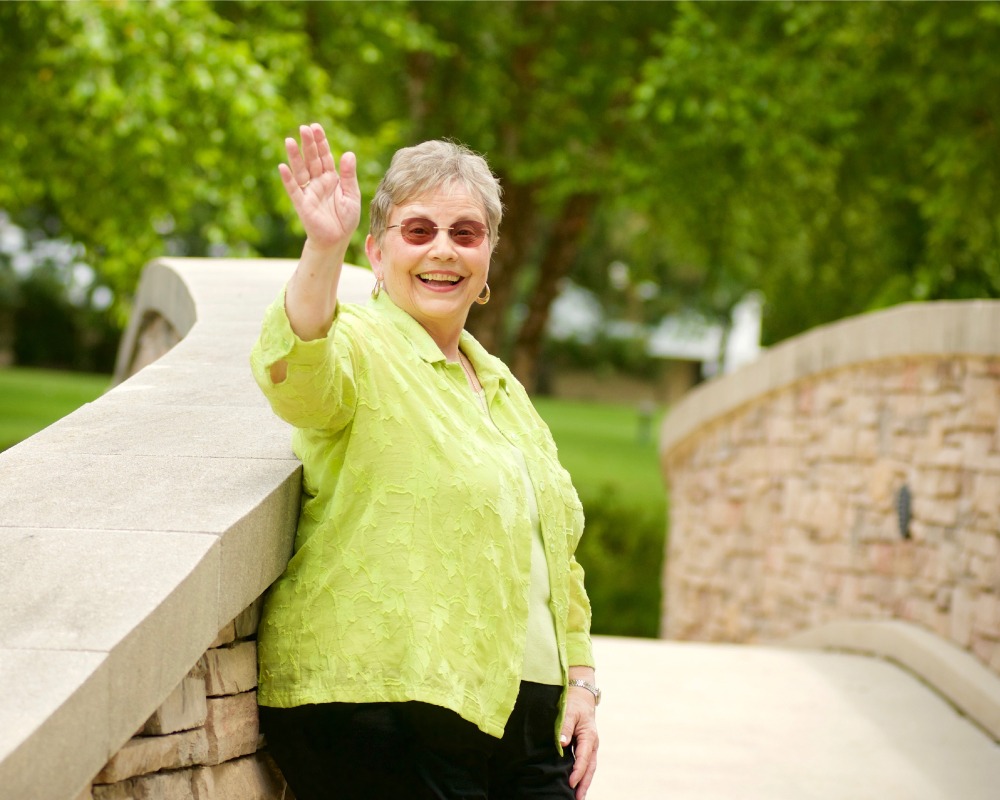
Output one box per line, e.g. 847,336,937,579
532,396,665,517
0,367,111,451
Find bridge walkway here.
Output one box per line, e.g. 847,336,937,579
590,636,1000,799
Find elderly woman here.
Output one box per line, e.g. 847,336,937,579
250,123,599,800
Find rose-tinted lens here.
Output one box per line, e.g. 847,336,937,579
397,218,487,247
399,218,436,245
450,220,487,247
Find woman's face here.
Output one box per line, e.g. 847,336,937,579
366,184,491,345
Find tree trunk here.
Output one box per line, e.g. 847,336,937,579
465,9,542,355
0,307,14,367
511,192,599,391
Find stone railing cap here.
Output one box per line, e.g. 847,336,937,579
660,300,1000,460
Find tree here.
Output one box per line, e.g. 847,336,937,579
329,0,668,388
3,1,998,377
0,0,363,316
628,1,1000,345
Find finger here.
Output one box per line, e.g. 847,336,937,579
559,711,578,750
560,690,591,741
569,731,597,789
576,746,598,800
336,151,361,201
575,755,597,800
277,163,301,199
312,123,336,174
569,744,590,788
300,124,322,178
284,137,310,187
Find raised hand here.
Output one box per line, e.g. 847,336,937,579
278,123,361,252
275,123,362,351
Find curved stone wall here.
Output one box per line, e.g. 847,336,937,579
660,301,1000,678
0,257,373,799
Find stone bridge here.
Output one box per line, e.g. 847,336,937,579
1,258,998,798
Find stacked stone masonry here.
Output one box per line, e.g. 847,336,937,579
663,355,1000,676
84,597,293,800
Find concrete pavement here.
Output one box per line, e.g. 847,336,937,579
588,636,1000,800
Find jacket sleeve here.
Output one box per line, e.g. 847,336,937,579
249,287,358,433
566,553,595,668
558,442,594,668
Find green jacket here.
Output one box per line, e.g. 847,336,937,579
250,289,593,738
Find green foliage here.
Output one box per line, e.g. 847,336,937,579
575,487,665,639
0,367,109,451
12,262,119,372
0,215,121,371
3,0,999,372
533,396,666,638
627,1,1000,343
543,334,662,381
0,0,367,310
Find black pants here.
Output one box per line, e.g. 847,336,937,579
259,682,575,800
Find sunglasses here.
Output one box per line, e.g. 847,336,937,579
386,217,488,248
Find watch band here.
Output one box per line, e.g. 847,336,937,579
567,679,602,706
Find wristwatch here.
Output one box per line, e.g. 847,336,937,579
567,679,602,706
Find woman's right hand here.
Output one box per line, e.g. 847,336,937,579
278,123,361,253
273,123,362,356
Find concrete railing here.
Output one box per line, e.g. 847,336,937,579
659,300,1000,734
0,257,372,799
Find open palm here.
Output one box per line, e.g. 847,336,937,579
278,123,361,251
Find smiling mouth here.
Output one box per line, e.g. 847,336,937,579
418,272,465,288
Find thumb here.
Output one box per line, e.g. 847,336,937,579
560,709,578,748
337,151,360,199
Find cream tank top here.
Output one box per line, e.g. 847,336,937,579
471,383,562,686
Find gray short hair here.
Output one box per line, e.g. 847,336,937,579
369,140,503,252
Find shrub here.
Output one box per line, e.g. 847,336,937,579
543,333,663,379
575,486,666,639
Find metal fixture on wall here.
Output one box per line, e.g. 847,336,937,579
895,484,912,540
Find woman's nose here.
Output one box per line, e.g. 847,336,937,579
428,228,457,258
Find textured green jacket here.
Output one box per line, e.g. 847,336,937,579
250,289,593,738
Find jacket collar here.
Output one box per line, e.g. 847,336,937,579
369,292,508,398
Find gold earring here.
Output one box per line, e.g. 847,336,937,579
371,277,383,300
475,283,491,305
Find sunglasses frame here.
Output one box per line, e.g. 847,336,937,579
387,217,489,248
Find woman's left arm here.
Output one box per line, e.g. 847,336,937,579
562,664,599,800
559,494,598,799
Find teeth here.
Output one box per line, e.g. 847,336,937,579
419,273,461,283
